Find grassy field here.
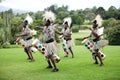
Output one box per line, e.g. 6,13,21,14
72,30,90,39
0,45,120,80
0,31,120,80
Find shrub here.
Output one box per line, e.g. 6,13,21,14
106,25,120,45
79,25,91,30
2,45,22,48
75,38,83,45
72,25,80,33
103,18,118,29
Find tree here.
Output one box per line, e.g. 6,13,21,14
107,25,120,45
0,9,14,46
10,16,23,43
103,18,119,44
57,6,69,24
0,16,3,27
96,7,106,19
83,8,96,21
34,11,43,20
92,6,97,13
106,6,118,19
70,10,84,25
76,16,84,25
0,28,6,47
45,5,58,14
103,18,118,29
117,8,120,19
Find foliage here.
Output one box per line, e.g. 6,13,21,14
72,25,80,32
105,6,120,19
2,44,22,48
0,5,120,46
76,16,84,25
0,16,2,25
0,9,14,46
55,33,60,43
83,8,96,21
103,18,120,45
10,16,23,44
0,28,5,47
103,18,118,29
96,7,106,18
75,38,83,45
79,25,91,30
106,25,120,45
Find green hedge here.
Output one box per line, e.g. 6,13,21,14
72,25,80,33
2,45,22,48
75,38,83,45
106,25,120,45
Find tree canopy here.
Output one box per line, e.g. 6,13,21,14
0,5,120,47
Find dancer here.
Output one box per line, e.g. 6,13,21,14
83,20,104,66
16,14,35,62
42,11,60,72
57,17,75,58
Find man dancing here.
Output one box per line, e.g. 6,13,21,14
16,15,34,62
58,17,75,58
83,20,104,66
42,11,59,72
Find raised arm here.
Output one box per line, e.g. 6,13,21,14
83,35,91,40
55,30,63,35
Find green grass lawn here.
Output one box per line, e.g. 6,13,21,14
0,45,120,80
72,30,90,39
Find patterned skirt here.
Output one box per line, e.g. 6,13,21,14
66,39,75,48
24,38,34,47
93,40,108,50
45,41,59,56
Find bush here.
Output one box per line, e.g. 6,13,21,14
2,45,22,48
103,18,118,29
79,25,91,30
72,25,80,33
55,34,60,43
75,38,83,45
106,25,120,45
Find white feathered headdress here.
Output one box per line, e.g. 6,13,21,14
63,17,72,27
43,11,56,22
24,14,33,25
94,14,103,27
